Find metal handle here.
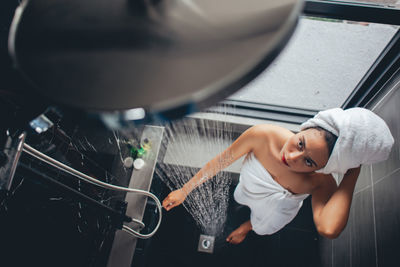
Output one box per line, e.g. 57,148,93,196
22,143,162,239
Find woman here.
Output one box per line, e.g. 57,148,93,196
162,108,394,244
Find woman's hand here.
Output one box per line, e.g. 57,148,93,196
161,126,259,212
162,189,187,211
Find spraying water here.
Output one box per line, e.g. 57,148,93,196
155,110,238,237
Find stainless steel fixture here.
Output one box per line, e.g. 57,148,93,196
198,234,215,254
9,0,302,121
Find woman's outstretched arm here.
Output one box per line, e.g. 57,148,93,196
162,125,267,211
311,166,361,239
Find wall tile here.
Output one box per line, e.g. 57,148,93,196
333,212,351,267
318,237,333,267
371,154,399,184
351,187,376,267
355,165,372,194
371,85,400,182
374,169,400,267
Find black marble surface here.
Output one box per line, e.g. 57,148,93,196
0,108,141,267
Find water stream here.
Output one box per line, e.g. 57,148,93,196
155,113,236,237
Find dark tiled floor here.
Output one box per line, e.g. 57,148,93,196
133,174,320,267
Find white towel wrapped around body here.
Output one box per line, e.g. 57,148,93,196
234,153,309,235
301,107,394,175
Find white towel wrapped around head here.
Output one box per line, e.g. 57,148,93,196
301,108,394,175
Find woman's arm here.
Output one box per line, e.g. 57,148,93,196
311,166,361,239
162,125,267,211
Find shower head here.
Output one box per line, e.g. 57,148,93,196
9,0,302,123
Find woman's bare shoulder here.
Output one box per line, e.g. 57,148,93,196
239,125,291,153
248,124,292,136
309,172,337,193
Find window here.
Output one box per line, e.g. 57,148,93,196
325,0,400,9
227,16,398,111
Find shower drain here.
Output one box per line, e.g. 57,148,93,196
197,234,215,254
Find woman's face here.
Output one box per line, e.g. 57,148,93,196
280,128,329,173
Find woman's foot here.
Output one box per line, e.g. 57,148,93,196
226,221,252,244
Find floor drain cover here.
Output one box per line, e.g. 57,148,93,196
198,234,215,254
